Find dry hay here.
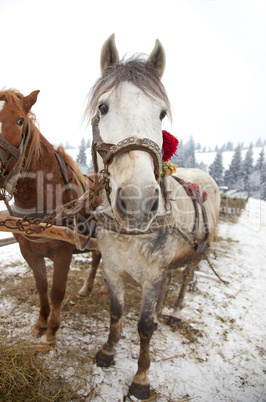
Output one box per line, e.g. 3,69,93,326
0,251,222,401
0,338,83,401
220,193,247,217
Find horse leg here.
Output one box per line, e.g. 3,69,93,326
129,276,164,400
38,251,72,349
168,264,197,327
19,246,50,338
95,272,125,367
77,250,101,297
156,270,172,316
31,259,50,337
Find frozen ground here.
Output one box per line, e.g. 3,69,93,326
0,198,265,401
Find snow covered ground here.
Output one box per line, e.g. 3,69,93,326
0,198,265,401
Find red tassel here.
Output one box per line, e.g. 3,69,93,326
162,130,179,162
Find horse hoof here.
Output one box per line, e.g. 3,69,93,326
32,326,47,338
99,291,109,299
128,382,150,400
76,291,89,298
168,316,182,328
100,284,110,299
95,350,114,367
36,342,55,353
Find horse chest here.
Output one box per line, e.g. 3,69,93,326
97,229,179,280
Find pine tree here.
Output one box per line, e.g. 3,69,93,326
224,144,243,188
242,143,253,192
255,148,265,171
76,138,87,165
183,136,196,168
209,150,224,186
172,139,183,166
256,138,263,147
261,162,266,200
225,141,234,151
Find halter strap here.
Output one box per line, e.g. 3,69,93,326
95,137,162,179
0,123,29,172
91,113,162,181
0,136,21,159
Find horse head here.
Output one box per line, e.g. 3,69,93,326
89,34,171,232
0,89,39,174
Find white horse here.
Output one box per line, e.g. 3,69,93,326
86,34,220,399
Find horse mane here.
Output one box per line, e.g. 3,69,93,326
22,119,42,172
55,146,87,190
85,56,172,120
0,89,26,113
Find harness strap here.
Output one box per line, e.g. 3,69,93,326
54,151,74,201
91,113,101,178
172,175,209,246
0,136,21,159
54,150,95,249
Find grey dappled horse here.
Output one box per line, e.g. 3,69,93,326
86,34,220,399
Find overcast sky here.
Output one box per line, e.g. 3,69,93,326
1,0,265,148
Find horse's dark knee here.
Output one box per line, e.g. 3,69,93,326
138,316,157,338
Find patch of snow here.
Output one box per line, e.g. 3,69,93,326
0,198,265,401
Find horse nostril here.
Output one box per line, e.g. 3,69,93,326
116,187,127,215
151,198,159,213
150,189,159,214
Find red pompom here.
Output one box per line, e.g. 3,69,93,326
162,130,179,162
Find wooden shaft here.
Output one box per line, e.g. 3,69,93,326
0,214,98,250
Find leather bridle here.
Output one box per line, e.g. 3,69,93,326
90,113,210,247
91,113,162,181
0,123,29,175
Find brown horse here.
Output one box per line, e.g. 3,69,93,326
0,89,99,350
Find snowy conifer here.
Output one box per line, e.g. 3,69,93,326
209,150,224,186
224,145,243,187
76,138,87,165
242,143,253,192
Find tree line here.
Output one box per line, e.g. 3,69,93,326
73,136,266,200
171,136,266,200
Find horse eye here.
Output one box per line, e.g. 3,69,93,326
98,103,108,116
160,110,167,121
16,118,24,126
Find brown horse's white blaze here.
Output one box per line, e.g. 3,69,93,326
88,34,220,400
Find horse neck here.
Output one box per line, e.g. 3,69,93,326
13,129,70,211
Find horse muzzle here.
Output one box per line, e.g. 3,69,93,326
114,184,159,231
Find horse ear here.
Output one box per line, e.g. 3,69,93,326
23,90,40,113
147,39,166,78
100,34,119,73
